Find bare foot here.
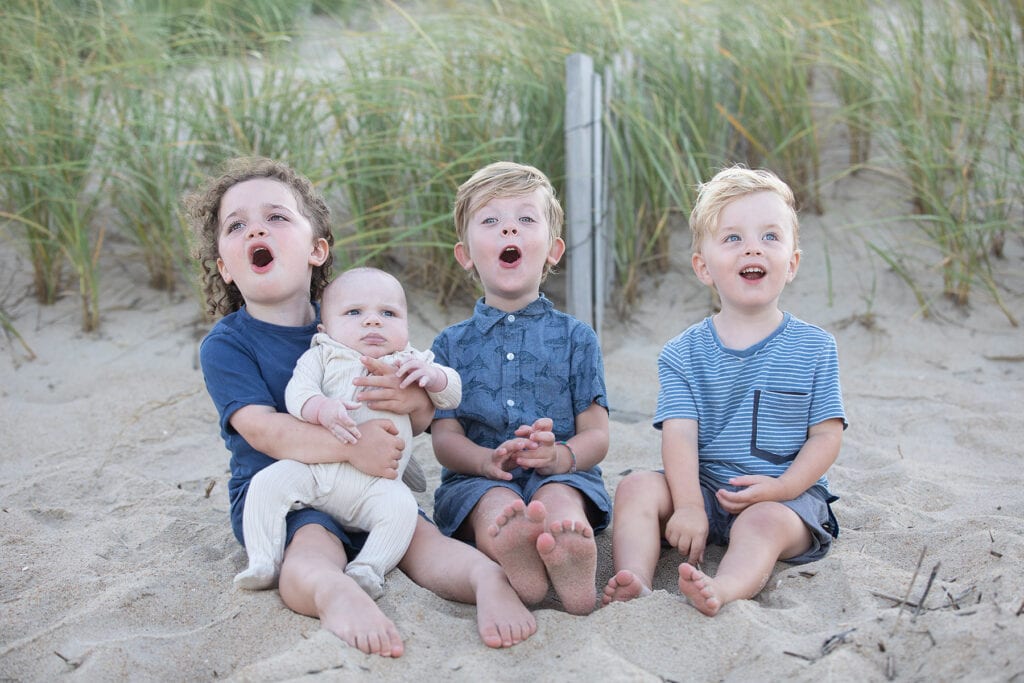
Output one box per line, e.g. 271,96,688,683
536,519,597,615
678,562,722,616
317,576,404,656
472,563,539,648
601,569,652,606
488,500,549,605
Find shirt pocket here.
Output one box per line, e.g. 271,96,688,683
751,389,811,463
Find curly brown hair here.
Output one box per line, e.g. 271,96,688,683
184,157,334,318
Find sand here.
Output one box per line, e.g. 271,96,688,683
2,166,1023,682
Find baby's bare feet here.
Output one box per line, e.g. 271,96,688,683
601,569,651,606
678,562,722,616
488,500,549,605
537,519,597,615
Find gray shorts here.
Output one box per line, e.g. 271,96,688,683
699,482,838,565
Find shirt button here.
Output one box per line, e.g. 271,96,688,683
507,314,516,322
506,399,515,407
506,352,515,360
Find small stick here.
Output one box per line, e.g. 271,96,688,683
891,546,927,636
1016,598,1024,617
912,562,941,620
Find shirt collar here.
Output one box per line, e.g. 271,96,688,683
471,294,553,333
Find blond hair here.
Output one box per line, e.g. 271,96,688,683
454,161,564,279
184,157,334,318
688,166,799,254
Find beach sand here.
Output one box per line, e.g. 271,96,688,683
2,167,1023,681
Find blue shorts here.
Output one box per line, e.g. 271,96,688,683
433,466,612,538
698,481,838,565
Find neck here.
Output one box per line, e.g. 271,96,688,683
484,290,541,313
245,297,316,327
712,307,784,350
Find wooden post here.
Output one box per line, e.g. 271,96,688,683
564,53,604,337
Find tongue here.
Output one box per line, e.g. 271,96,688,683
253,249,273,267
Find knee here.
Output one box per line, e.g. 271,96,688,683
613,470,666,510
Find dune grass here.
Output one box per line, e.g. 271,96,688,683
1,0,1021,333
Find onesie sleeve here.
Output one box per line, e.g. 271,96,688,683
284,346,327,420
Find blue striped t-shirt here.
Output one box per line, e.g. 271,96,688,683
653,312,846,498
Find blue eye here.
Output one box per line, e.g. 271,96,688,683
764,232,779,241
725,234,740,242
344,308,361,316
382,310,395,318
519,216,536,223
227,221,244,233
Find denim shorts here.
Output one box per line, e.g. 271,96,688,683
433,466,612,539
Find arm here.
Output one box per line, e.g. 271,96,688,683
229,404,404,478
512,403,609,475
661,418,709,564
716,417,844,513
299,395,362,444
430,417,516,481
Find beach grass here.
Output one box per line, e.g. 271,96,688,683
1,0,1020,332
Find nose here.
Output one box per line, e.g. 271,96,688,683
744,242,763,255
363,313,382,326
501,223,518,236
246,223,268,239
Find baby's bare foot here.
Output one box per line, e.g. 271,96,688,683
601,569,651,606
537,519,597,615
488,500,549,605
678,562,722,616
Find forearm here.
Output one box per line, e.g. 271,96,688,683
431,421,489,475
232,406,352,464
661,419,704,509
299,395,329,425
553,403,608,473
777,418,843,498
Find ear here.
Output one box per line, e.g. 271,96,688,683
691,252,714,287
546,237,566,266
316,323,326,333
309,237,330,266
454,242,474,272
786,249,801,282
216,257,233,285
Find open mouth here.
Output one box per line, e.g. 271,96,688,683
740,266,765,280
251,247,274,268
500,246,521,265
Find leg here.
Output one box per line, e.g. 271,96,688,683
327,477,418,600
531,482,599,615
236,460,319,590
678,501,811,616
399,516,537,648
470,488,550,606
277,524,404,656
602,470,673,605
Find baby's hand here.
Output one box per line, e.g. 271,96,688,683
316,398,362,444
395,358,446,393
665,505,709,565
716,475,786,514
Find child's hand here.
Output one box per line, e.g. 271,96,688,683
511,418,559,472
483,440,524,481
355,356,425,414
395,358,446,393
716,475,786,514
665,505,709,565
348,419,404,479
316,398,362,444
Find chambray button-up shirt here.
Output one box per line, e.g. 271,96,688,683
431,295,608,481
